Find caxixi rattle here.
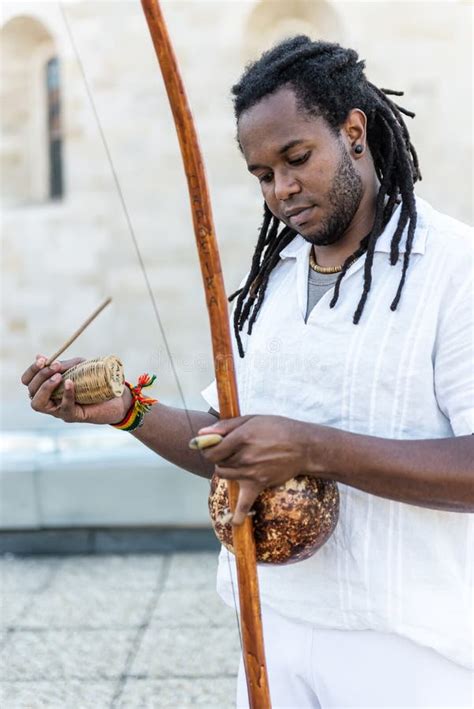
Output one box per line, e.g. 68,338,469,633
44,298,125,405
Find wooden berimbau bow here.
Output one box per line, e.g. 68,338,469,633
140,1,272,706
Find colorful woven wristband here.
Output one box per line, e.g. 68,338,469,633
112,374,157,432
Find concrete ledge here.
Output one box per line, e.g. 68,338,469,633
1,428,212,529
0,527,220,555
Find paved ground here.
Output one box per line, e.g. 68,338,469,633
0,552,240,708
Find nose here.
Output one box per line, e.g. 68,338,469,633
273,169,301,202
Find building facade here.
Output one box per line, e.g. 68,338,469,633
1,0,472,431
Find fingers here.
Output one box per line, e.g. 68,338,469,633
201,438,243,465
196,419,254,465
215,467,268,524
198,415,253,437
29,371,63,412
27,361,62,399
21,355,83,385
59,380,78,422
54,357,84,373
232,481,261,526
215,471,261,526
21,355,48,386
22,356,84,399
215,464,246,480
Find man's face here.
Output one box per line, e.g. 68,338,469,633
238,87,363,246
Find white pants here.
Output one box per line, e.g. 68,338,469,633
236,606,473,709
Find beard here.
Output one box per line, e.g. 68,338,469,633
303,146,363,246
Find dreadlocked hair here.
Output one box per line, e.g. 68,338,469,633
229,36,421,357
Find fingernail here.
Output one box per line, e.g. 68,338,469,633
37,358,46,368
65,379,73,390
52,373,61,383
51,361,61,371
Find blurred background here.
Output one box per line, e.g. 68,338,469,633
0,2,472,707
0,0,472,539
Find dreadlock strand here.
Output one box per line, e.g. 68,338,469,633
390,214,417,311
380,88,404,96
247,247,285,334
330,236,369,308
247,228,295,334
369,83,421,182
336,112,396,320
231,205,273,354
240,219,291,329
353,232,379,323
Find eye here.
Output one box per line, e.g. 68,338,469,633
258,172,273,184
288,151,310,166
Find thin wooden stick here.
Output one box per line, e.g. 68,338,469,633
141,2,271,706
45,297,112,366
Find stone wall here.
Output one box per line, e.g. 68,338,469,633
1,0,472,431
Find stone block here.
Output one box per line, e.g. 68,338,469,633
0,555,58,592
117,677,236,708
0,593,32,629
152,588,235,628
0,680,117,709
93,528,219,555
0,530,92,555
164,551,218,591
130,623,240,678
0,462,40,530
24,587,155,629
37,453,211,527
50,553,165,591
0,629,134,680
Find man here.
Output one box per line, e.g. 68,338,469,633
22,37,473,708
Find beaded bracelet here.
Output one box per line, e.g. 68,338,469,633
112,374,157,432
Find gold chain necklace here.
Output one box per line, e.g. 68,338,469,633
309,249,356,274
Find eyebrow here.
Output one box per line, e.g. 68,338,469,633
247,138,306,172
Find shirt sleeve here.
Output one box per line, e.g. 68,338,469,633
434,278,474,436
201,379,219,414
201,270,252,415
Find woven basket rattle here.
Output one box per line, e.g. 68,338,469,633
51,355,125,405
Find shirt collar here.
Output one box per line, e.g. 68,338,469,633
279,195,430,261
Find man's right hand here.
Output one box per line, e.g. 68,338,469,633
21,355,132,425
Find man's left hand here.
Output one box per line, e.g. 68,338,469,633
197,415,316,525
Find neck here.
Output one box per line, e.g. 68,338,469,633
313,176,378,268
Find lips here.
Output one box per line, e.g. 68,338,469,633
285,206,315,227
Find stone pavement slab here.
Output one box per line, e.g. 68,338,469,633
0,680,117,708
117,677,237,708
164,552,220,591
1,629,136,681
130,623,241,678
152,588,237,627
24,588,156,629
0,593,32,629
0,555,58,591
0,551,240,708
49,554,165,591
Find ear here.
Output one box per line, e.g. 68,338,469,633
342,109,367,158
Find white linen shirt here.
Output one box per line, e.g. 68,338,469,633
202,197,474,669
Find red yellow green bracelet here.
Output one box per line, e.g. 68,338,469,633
112,374,157,432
